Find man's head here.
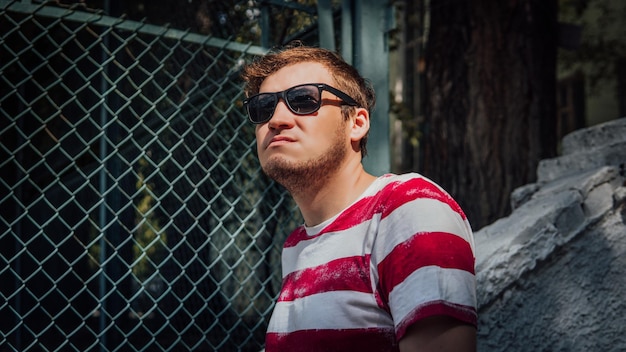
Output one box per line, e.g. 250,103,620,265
241,43,375,156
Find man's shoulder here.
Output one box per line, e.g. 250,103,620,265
376,172,436,184
371,172,465,219
374,172,443,195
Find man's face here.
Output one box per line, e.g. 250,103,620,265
254,62,351,189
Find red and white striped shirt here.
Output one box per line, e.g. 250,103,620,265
265,173,477,352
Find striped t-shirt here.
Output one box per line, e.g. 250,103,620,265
265,173,477,351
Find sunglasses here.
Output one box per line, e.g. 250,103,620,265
243,83,359,124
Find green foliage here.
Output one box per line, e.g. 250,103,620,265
132,157,167,282
559,0,626,92
85,157,167,283
69,0,338,47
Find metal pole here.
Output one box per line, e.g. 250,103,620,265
317,0,335,51
341,0,353,64
352,0,392,176
98,1,111,350
261,3,270,48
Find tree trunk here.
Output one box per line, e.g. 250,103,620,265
422,0,557,229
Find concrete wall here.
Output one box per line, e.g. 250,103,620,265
476,117,626,351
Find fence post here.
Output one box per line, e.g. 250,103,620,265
344,0,392,176
317,0,335,51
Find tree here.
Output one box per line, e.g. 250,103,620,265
421,0,558,229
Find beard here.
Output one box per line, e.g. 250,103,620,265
261,122,347,195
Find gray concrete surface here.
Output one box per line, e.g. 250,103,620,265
475,117,626,351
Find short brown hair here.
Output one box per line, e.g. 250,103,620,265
241,42,375,156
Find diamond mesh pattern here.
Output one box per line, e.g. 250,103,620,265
0,2,301,351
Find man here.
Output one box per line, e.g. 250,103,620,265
241,43,477,352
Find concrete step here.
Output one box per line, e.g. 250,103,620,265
561,117,626,156
537,117,626,183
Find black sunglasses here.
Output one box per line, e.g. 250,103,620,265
243,83,359,124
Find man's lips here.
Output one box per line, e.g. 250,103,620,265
267,135,295,147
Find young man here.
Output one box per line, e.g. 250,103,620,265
241,44,477,352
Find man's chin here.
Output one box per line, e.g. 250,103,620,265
261,155,292,171
261,158,316,192
261,158,296,179
259,138,346,193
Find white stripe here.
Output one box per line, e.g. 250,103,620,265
373,197,473,262
388,266,476,325
282,197,473,277
281,214,381,275
267,290,394,333
379,172,427,185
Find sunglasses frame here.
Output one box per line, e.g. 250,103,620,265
243,83,359,124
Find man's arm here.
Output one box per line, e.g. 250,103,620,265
398,315,476,352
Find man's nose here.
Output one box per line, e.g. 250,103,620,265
267,99,295,129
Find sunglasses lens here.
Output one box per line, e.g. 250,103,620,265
286,86,320,114
248,94,277,123
246,85,324,124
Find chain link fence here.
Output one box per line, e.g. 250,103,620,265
0,1,322,350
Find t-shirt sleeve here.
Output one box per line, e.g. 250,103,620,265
371,176,477,340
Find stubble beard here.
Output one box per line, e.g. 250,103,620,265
261,123,347,196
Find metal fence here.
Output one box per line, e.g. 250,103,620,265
0,1,315,351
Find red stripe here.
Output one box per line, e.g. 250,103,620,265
374,177,467,221
284,177,467,248
396,301,478,340
283,226,308,248
278,255,372,302
266,328,399,352
378,232,475,298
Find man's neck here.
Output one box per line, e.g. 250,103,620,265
291,160,377,227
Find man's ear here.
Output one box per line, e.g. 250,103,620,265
350,107,370,142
